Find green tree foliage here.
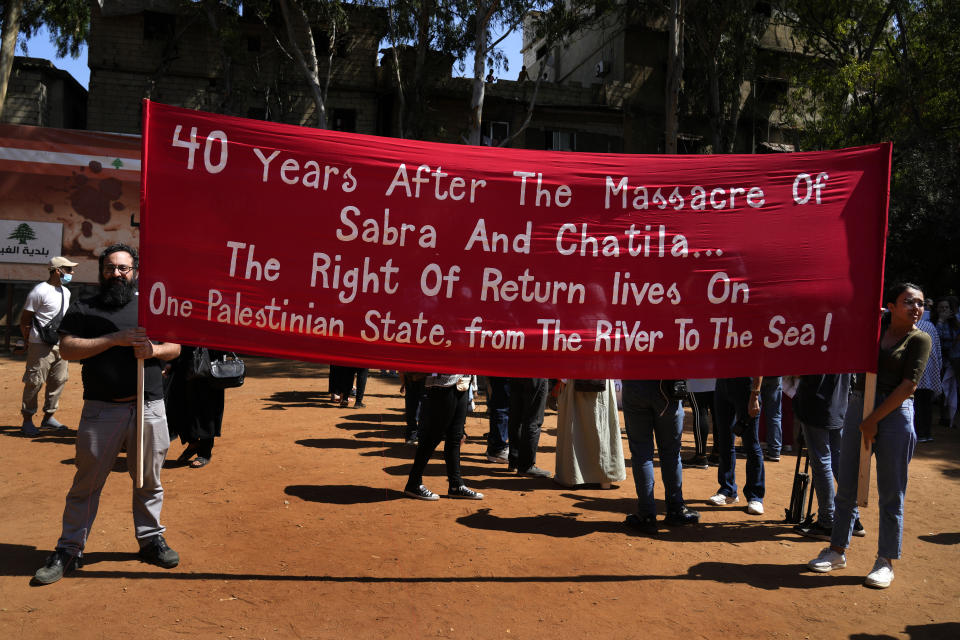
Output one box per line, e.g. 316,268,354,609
683,0,769,153
778,0,960,294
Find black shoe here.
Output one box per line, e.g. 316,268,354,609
519,465,552,478
681,455,709,470
33,549,81,585
354,402,366,408
404,484,439,501
707,453,720,467
853,518,866,537
404,436,418,445
663,506,700,526
448,485,484,500
796,520,832,541
138,534,180,568
764,452,781,462
625,513,659,535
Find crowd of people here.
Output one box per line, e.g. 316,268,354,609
15,253,957,591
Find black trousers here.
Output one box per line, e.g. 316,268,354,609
688,390,715,456
404,377,426,439
406,385,468,490
507,377,548,471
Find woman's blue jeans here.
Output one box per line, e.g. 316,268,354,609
830,392,916,559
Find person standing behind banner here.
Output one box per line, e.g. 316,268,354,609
19,256,78,436
792,374,852,541
762,376,784,461
807,283,931,589
913,317,941,442
400,371,426,445
682,378,716,469
33,244,182,586
164,346,226,468
404,373,484,501
508,377,552,478
708,376,766,515
554,379,626,488
484,376,511,463
621,379,700,533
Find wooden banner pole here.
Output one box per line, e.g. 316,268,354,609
856,372,877,507
136,358,145,489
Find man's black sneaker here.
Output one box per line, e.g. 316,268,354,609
796,520,832,541
138,534,180,568
33,549,81,585
681,455,709,470
625,513,659,535
404,484,439,501
706,453,720,467
448,485,484,500
663,506,701,526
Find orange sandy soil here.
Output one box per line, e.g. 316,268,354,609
1,353,958,639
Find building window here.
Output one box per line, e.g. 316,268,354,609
545,130,576,151
331,109,356,132
483,121,509,146
143,11,176,41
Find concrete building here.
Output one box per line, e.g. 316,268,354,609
0,57,87,129
87,0,387,134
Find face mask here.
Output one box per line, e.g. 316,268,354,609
61,274,73,284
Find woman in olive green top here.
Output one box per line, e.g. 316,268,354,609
808,283,931,589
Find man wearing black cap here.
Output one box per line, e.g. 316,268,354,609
19,256,78,436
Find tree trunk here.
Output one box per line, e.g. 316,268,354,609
0,0,25,121
664,0,683,153
279,0,327,129
466,7,491,146
708,55,721,152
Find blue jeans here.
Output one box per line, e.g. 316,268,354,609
799,420,842,526
831,392,916,559
762,376,783,455
621,380,685,516
486,377,510,454
714,377,765,501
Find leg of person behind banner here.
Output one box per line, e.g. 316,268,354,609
136,359,145,489
856,372,877,507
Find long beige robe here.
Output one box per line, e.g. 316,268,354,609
554,380,626,486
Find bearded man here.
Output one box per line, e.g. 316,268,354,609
33,244,182,585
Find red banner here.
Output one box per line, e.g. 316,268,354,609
140,101,890,378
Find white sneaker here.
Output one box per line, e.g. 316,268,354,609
864,556,894,588
808,547,846,573
708,493,740,506
746,500,764,515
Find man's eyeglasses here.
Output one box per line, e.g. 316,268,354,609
102,264,134,274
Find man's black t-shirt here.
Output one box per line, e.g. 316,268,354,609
59,292,165,401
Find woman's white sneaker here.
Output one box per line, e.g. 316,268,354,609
746,500,764,515
808,547,846,573
707,493,740,506
864,556,894,588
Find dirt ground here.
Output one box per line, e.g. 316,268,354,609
1,353,958,639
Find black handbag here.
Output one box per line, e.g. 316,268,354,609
187,347,245,389
32,290,64,346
